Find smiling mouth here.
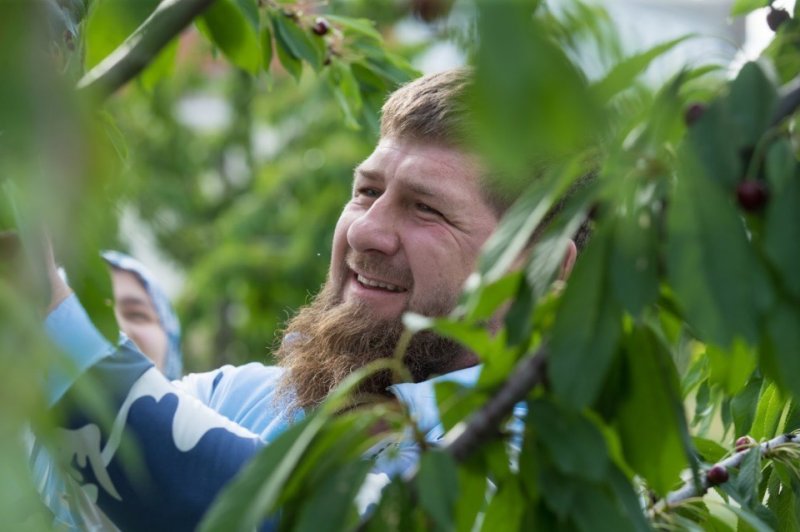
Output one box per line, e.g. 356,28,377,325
355,273,408,293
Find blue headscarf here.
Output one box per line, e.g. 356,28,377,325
101,250,183,380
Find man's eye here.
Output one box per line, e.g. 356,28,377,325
356,187,380,198
416,203,442,217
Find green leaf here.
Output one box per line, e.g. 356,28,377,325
471,2,602,175
271,12,324,70
570,482,640,532
685,99,742,188
608,205,659,316
732,446,763,509
479,480,525,532
749,382,786,440
731,376,763,439
455,464,488,532
325,14,383,41
199,415,324,532
692,437,728,464
667,155,764,347
461,270,522,322
731,0,770,17
616,325,688,495
416,451,459,530
362,477,418,532
726,62,777,148
271,13,303,81
592,36,689,102
529,399,609,482
549,224,623,409
293,460,373,532
435,381,487,433
706,340,757,395
763,301,800,405
764,156,800,300
326,62,363,129
197,0,261,74
260,23,273,72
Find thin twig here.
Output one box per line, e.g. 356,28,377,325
76,0,218,100
658,432,799,510
444,347,548,462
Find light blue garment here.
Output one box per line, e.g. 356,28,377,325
101,250,183,380
41,294,516,530
33,252,184,530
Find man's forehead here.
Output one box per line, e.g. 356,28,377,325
354,138,484,190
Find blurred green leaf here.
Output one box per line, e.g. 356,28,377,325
549,224,622,409
731,0,770,17
455,464,488,532
293,460,372,532
416,450,459,530
609,205,659,317
325,15,383,41
592,36,689,102
197,0,261,74
616,325,688,496
667,155,764,347
479,479,525,532
529,399,609,482
471,1,601,175
706,340,757,396
261,23,274,72
763,301,800,405
685,99,742,189
727,62,777,149
764,155,800,301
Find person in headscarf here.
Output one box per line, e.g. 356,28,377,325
30,251,183,530
101,250,182,380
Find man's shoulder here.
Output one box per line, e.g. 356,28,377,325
176,363,297,441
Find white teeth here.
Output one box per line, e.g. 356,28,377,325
357,274,404,292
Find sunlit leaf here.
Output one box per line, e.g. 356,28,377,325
197,0,261,74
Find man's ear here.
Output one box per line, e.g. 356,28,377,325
558,239,577,281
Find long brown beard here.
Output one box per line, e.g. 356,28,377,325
274,277,465,412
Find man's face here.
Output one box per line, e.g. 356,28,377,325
329,137,498,320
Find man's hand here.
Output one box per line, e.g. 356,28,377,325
43,233,72,313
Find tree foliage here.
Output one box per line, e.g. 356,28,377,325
3,0,800,530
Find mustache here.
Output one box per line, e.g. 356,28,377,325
346,252,413,289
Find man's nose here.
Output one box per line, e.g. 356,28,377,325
347,199,400,255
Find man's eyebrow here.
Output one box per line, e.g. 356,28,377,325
355,167,448,201
354,167,382,181
116,296,150,308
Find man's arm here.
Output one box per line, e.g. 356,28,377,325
44,291,271,531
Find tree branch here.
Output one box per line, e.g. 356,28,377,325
770,74,800,128
444,347,548,462
76,0,218,100
658,432,800,510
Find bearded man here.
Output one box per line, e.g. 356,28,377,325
39,68,579,530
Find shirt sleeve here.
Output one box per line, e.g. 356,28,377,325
44,295,276,531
